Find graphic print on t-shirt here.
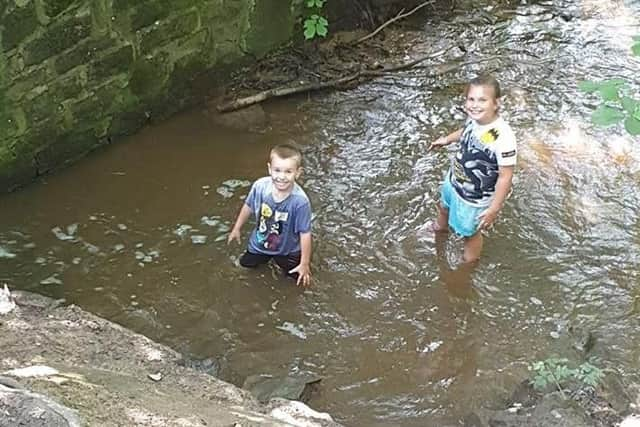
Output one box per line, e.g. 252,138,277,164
449,120,503,205
256,202,286,251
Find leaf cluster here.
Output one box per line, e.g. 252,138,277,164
303,0,329,40
530,358,604,393
578,36,640,136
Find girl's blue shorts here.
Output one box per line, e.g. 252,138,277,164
440,179,485,237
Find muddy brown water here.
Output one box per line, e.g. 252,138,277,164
2,0,640,425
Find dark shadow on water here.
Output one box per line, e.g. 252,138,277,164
434,231,479,300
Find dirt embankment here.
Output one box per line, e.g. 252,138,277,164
0,291,341,427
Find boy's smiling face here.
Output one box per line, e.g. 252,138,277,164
268,154,301,194
465,84,499,125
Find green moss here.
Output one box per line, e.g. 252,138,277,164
88,44,134,81
0,142,36,192
34,129,104,174
6,66,54,101
24,11,92,65
53,37,114,74
246,0,294,56
0,108,28,141
128,54,171,98
166,50,208,105
108,109,148,138
2,3,40,52
130,0,173,30
91,0,110,34
42,0,78,18
139,11,200,53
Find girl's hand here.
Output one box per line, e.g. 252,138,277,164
429,136,448,150
478,208,499,230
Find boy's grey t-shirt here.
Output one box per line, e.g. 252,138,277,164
245,176,312,256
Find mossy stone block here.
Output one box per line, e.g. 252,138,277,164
112,0,134,12
128,53,171,98
6,66,54,101
246,0,294,57
34,129,105,175
0,143,37,192
139,10,200,53
24,12,92,65
166,48,208,104
0,108,27,140
130,0,172,30
2,3,40,52
108,109,148,138
54,36,114,74
88,44,134,81
43,0,77,18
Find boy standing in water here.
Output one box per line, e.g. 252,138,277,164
228,143,312,287
428,75,517,262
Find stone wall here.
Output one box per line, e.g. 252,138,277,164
0,0,299,192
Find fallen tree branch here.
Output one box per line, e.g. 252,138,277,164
354,0,435,45
217,46,475,113
217,73,365,112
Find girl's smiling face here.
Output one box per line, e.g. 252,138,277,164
464,84,499,125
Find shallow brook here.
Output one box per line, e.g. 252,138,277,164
2,0,640,425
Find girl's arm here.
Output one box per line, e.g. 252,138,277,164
429,128,463,150
479,166,514,229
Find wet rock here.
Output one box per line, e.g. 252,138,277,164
179,356,220,378
265,398,340,427
0,376,22,389
600,372,633,413
243,373,322,403
470,392,593,426
568,324,595,356
0,384,81,427
508,379,539,408
12,290,65,310
208,104,268,131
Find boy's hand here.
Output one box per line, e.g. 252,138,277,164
227,229,241,244
289,263,311,288
429,136,448,151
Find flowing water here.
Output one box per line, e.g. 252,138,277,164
2,0,640,425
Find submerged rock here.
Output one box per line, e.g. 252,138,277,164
208,104,268,131
179,356,220,378
243,373,322,403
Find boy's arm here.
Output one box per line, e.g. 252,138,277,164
228,204,252,244
429,128,463,150
479,166,514,229
289,231,312,287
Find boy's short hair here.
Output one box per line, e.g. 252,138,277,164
270,143,303,167
467,74,501,98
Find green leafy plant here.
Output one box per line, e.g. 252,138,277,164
530,357,604,399
579,36,640,135
303,0,329,40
